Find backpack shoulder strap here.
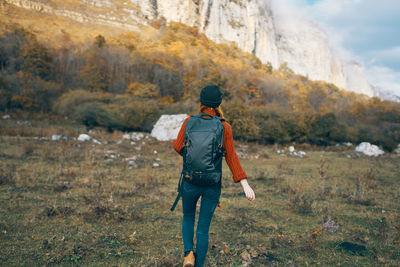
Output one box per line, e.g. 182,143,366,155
192,113,225,121
170,172,184,212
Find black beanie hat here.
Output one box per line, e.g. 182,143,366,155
200,85,222,108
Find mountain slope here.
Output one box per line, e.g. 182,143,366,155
1,0,374,96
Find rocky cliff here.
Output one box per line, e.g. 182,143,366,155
2,0,374,96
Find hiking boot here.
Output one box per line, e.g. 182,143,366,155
183,251,195,267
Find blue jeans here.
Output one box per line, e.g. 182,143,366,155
182,179,221,267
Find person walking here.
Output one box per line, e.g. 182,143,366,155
172,84,255,267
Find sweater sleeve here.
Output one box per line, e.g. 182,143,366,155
222,121,247,183
173,117,190,154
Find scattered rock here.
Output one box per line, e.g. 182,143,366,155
91,138,101,144
51,134,62,141
151,114,189,141
51,135,68,141
126,156,137,161
355,142,384,156
125,156,139,168
128,160,137,166
152,163,160,168
343,142,353,147
237,151,248,159
293,151,306,158
77,134,101,144
278,146,307,158
123,132,145,141
116,140,123,145
17,120,31,126
77,134,92,142
132,132,145,141
2,114,10,119
34,137,49,140
104,150,119,159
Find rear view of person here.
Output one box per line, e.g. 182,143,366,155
172,85,255,266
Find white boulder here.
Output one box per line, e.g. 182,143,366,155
289,146,295,152
78,134,92,142
77,134,101,144
355,142,384,157
51,134,63,141
122,134,131,140
152,163,160,168
151,114,189,141
2,114,10,119
91,138,101,144
132,132,145,141
123,132,145,141
297,151,306,157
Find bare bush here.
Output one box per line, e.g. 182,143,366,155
287,184,315,214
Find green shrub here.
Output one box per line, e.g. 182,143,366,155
113,95,161,132
259,118,290,144
308,113,347,145
379,138,397,152
53,90,111,116
75,102,121,130
54,91,162,132
223,101,259,141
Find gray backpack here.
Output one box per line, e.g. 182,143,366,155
170,113,225,211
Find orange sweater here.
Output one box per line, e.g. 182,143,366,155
173,109,247,183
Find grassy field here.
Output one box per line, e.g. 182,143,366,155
0,112,399,266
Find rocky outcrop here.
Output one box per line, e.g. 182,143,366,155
3,0,374,96
151,114,188,141
355,142,384,157
4,0,143,30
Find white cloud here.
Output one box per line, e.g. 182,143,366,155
366,46,400,65
365,65,400,95
269,0,400,97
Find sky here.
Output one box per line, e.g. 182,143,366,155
271,0,400,96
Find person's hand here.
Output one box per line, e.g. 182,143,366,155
240,179,255,201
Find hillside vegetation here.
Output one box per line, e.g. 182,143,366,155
0,21,399,149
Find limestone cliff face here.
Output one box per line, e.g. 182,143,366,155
3,0,374,96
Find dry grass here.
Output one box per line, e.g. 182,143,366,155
0,112,400,266
0,1,135,45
